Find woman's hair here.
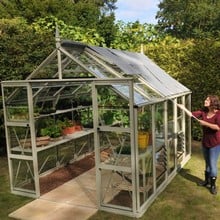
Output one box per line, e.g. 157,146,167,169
207,95,220,110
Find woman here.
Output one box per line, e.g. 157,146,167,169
179,95,220,194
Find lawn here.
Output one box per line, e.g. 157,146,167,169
0,157,33,220
1,141,220,220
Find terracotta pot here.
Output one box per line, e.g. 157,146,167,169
62,125,82,135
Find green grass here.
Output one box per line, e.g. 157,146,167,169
1,141,220,220
0,157,33,220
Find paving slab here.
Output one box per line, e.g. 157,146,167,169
9,168,98,220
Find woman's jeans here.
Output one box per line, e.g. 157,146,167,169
202,145,220,177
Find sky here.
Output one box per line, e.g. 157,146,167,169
115,0,160,24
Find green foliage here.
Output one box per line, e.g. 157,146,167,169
145,36,193,78
111,21,160,51
178,38,220,109
97,13,117,47
192,122,202,141
138,111,151,131
39,118,63,138
33,16,105,46
0,0,117,46
0,0,96,25
0,18,54,81
156,0,220,39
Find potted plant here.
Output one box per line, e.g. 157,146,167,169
40,123,63,141
62,118,82,135
138,111,151,149
38,117,63,142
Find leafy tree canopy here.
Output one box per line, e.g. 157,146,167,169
111,21,160,51
0,0,116,25
32,16,105,46
0,18,54,81
156,0,220,39
0,0,117,45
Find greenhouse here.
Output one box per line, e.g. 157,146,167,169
1,36,192,218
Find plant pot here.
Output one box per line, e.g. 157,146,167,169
138,131,150,149
62,125,82,135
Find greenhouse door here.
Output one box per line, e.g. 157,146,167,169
92,80,139,217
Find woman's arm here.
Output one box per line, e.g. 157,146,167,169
176,104,192,117
199,120,220,131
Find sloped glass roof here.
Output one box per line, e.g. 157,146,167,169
26,39,190,106
86,45,189,96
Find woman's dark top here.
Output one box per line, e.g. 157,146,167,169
192,110,220,148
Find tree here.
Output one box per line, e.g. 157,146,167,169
111,21,160,51
156,0,220,39
32,16,105,46
0,0,117,46
0,18,54,81
0,0,74,23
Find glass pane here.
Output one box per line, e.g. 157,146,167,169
8,126,32,156
185,95,191,155
100,169,132,210
155,103,166,188
177,97,185,163
167,100,175,174
99,131,131,167
137,105,153,205
138,147,153,205
5,86,29,122
97,86,130,128
11,158,35,193
31,53,58,79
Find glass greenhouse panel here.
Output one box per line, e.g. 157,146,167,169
97,85,130,127
88,52,124,76
11,158,35,193
89,45,189,97
100,169,132,210
176,97,185,164
138,147,153,205
38,148,58,174
31,82,92,119
4,86,29,122
31,53,58,79
113,84,150,105
135,82,162,100
78,53,118,79
137,105,154,204
8,126,32,156
154,103,166,188
99,131,131,167
167,100,175,174
62,55,94,79
185,95,191,155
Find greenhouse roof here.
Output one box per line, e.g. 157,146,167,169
26,39,190,105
